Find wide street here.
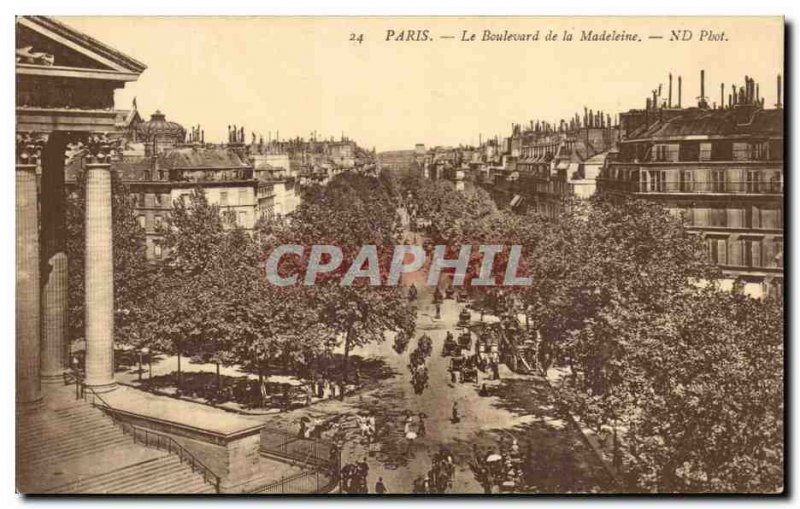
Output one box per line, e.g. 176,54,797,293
258,229,614,494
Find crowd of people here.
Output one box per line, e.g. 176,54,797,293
408,335,432,395
468,437,525,493
355,412,377,447
340,458,370,493
411,447,456,493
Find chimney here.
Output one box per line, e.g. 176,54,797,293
777,74,782,108
720,83,724,109
678,76,682,108
756,83,760,105
668,73,673,107
699,70,707,108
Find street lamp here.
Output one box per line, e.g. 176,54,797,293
139,347,150,382
72,356,81,400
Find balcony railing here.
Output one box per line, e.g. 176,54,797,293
598,179,783,195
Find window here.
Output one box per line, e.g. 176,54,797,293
137,215,146,229
769,172,783,193
709,207,727,227
679,170,694,192
760,206,780,230
155,194,162,205
766,238,783,268
740,238,762,268
647,170,665,192
139,193,146,206
711,170,726,192
154,244,162,260
239,188,247,206
653,144,679,162
707,237,728,265
154,215,163,229
746,170,762,193
727,208,746,228
732,142,750,161
699,142,712,161
238,211,247,226
750,142,769,160
220,191,228,206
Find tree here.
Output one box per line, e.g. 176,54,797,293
141,188,229,391
261,173,416,385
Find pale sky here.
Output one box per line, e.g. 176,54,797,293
58,16,783,152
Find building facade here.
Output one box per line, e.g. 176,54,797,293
599,74,784,298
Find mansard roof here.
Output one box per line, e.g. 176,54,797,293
626,107,783,142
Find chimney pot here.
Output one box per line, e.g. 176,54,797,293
668,73,673,108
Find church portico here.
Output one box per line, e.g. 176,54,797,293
16,15,146,405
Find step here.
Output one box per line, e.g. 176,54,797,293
22,434,134,471
19,427,129,463
127,469,206,494
56,456,182,493
91,466,210,494
18,412,111,441
20,420,121,453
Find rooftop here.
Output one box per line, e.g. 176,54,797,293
626,107,783,141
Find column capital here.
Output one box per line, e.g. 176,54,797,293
16,132,49,166
77,133,124,165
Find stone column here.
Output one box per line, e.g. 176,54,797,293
83,136,117,392
16,134,45,406
40,134,69,383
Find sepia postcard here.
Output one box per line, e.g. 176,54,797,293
15,15,784,495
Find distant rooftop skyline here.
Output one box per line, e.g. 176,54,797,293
58,16,783,152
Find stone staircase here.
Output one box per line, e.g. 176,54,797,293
16,391,216,494
52,455,216,494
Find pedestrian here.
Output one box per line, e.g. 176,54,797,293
417,413,427,438
305,384,313,406
328,380,336,399
358,458,370,493
451,401,460,424
317,378,325,398
375,477,387,494
492,361,500,380
404,417,418,453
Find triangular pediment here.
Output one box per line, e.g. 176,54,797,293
16,16,145,74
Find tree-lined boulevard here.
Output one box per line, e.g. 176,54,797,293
65,165,783,493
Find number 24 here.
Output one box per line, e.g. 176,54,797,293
349,33,364,44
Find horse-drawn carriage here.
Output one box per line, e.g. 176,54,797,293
457,329,472,350
461,363,478,383
442,332,459,357
458,307,471,326
449,356,478,384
